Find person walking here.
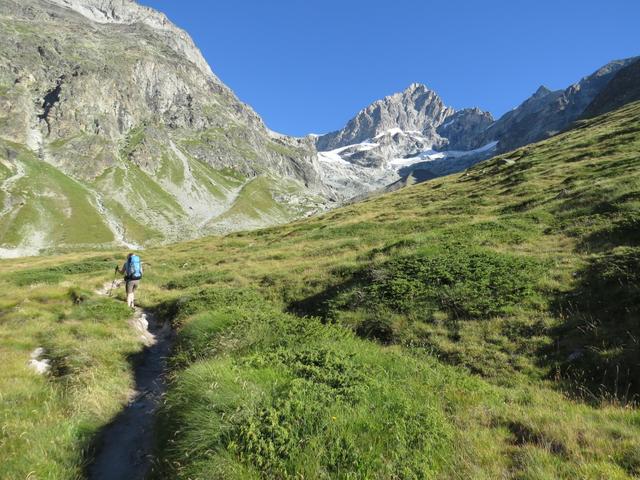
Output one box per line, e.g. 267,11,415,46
117,253,143,308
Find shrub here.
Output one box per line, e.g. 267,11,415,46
11,258,115,286
331,247,542,322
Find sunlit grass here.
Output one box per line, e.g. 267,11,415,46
1,102,639,478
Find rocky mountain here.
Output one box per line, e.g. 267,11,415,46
479,58,638,152
436,107,494,151
314,57,639,199
0,0,330,257
314,84,498,198
582,58,640,119
316,83,454,151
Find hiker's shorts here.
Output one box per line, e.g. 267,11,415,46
126,279,140,294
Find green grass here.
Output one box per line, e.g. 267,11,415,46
0,253,140,479
102,198,164,245
120,124,146,160
49,134,83,151
0,141,114,247
212,176,288,222
95,164,185,220
1,101,640,478
157,151,186,185
180,124,259,161
266,140,309,158
152,289,456,479
189,156,245,198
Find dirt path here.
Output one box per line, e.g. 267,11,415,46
86,283,173,480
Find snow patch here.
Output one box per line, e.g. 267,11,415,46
388,141,499,169
374,128,405,139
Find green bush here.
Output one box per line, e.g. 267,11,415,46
164,270,232,290
330,247,542,322
11,258,115,286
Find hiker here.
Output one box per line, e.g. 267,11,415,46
117,253,143,308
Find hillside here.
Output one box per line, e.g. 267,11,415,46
1,99,639,478
0,0,328,257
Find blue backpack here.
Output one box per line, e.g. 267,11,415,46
126,255,143,280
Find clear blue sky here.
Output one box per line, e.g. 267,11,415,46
139,0,639,136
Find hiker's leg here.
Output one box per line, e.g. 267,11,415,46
125,281,135,308
127,280,139,308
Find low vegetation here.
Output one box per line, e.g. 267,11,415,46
0,254,138,478
1,101,639,478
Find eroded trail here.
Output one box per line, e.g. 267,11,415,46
87,283,173,480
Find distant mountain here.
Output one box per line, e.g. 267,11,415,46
0,0,329,257
481,58,638,152
436,107,494,151
313,56,639,199
582,58,640,119
313,84,497,198
316,83,455,151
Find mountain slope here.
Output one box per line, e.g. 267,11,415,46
0,0,328,257
2,100,639,479
582,57,640,118
482,57,638,152
313,57,638,201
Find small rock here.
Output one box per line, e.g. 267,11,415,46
28,358,50,375
30,347,45,359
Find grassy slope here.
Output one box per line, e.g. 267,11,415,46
145,101,640,479
0,132,313,250
0,101,638,478
0,140,114,249
0,254,139,478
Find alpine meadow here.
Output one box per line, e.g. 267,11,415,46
1,1,639,479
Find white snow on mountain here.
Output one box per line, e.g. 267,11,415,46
315,129,499,199
389,140,498,168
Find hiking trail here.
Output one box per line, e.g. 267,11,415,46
86,281,173,480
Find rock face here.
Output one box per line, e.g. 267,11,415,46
46,0,217,78
582,58,640,119
481,58,638,152
314,84,497,198
316,83,454,151
436,108,494,151
0,0,329,257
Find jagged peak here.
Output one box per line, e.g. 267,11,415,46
405,82,430,93
533,85,552,98
369,83,440,110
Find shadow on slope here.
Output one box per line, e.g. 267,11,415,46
549,247,640,404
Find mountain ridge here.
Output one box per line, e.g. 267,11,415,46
0,0,331,257
312,56,638,197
